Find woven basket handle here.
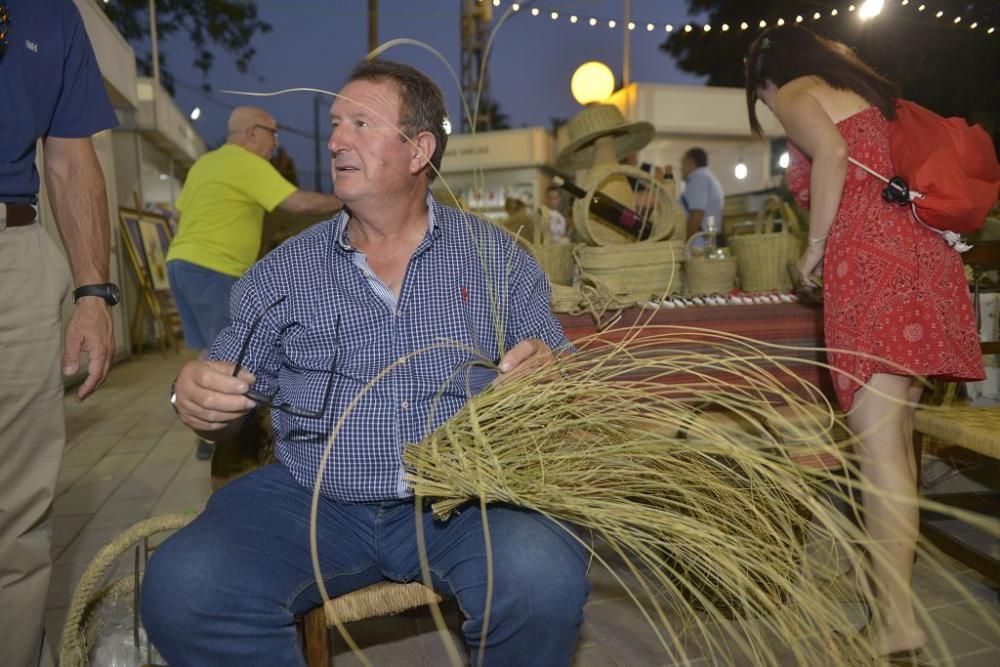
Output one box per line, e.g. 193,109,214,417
755,195,800,234
59,513,196,667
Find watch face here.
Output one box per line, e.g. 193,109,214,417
107,283,121,305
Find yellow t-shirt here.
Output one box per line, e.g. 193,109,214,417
167,144,297,277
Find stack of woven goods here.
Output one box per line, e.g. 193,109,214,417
550,104,685,314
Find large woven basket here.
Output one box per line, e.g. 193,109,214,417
686,256,739,296
729,221,800,292
575,241,684,301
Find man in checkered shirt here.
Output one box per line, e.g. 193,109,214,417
142,60,591,666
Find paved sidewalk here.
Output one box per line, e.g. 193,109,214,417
45,352,999,666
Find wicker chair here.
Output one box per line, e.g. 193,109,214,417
301,582,444,666
913,240,1000,589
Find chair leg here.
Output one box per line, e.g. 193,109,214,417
303,606,330,667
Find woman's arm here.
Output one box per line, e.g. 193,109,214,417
771,86,848,279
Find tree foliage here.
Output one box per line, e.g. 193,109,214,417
101,0,272,94
661,0,999,135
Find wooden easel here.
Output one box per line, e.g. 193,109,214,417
118,213,178,356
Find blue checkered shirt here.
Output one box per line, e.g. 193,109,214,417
210,193,569,501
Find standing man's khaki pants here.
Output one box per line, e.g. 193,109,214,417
0,222,71,667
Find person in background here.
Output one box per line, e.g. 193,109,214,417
141,59,589,666
745,25,983,662
0,1,119,664
166,106,342,460
543,185,569,243
679,147,725,249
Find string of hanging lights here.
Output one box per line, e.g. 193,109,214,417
478,0,996,37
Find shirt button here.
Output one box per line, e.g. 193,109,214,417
401,400,409,410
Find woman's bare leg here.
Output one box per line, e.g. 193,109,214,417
846,373,926,655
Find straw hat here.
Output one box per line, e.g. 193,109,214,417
556,104,654,171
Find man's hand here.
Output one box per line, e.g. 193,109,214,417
173,360,257,433
496,339,556,387
64,299,114,401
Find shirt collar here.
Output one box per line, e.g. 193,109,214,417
334,191,441,253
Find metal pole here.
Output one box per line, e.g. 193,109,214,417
313,95,323,192
368,0,378,53
148,0,160,89
622,0,631,88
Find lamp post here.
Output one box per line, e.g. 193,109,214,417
148,0,160,88
622,0,631,88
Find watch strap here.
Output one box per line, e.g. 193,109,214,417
73,283,120,305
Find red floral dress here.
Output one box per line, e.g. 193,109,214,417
786,106,984,410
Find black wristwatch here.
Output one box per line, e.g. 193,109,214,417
73,283,121,306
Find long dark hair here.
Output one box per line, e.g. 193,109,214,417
745,25,899,136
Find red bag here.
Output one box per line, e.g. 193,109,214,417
889,100,1000,234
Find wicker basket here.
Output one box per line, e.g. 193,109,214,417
550,284,582,312
686,256,739,296
534,242,576,286
60,513,196,667
572,164,681,245
729,221,800,292
575,241,684,301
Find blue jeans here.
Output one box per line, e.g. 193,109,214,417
166,260,239,350
141,464,590,666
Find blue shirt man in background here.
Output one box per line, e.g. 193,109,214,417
680,147,726,249
142,59,590,666
0,1,118,665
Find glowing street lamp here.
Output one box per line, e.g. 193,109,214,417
858,0,885,20
571,61,615,106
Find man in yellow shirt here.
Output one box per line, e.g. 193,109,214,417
167,106,341,457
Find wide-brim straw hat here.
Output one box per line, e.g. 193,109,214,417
557,104,655,172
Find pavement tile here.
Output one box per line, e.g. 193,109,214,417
51,514,93,549
88,497,159,530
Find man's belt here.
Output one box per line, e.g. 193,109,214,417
0,203,38,229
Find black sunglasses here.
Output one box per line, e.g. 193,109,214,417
231,296,339,419
0,5,10,56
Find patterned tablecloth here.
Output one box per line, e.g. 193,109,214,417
555,302,835,402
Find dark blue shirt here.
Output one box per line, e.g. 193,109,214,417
0,0,118,203
210,194,569,502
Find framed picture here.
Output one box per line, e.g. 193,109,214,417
137,214,171,291
119,208,172,291
119,208,150,286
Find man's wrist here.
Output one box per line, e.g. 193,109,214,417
73,283,120,306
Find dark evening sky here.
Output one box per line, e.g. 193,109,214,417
162,0,709,189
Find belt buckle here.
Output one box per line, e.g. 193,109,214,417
0,203,7,231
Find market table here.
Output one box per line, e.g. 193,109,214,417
555,301,835,401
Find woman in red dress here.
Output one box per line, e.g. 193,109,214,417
744,26,983,660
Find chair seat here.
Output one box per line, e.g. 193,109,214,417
915,406,1000,460
323,581,441,626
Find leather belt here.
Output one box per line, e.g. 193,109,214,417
0,203,38,230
